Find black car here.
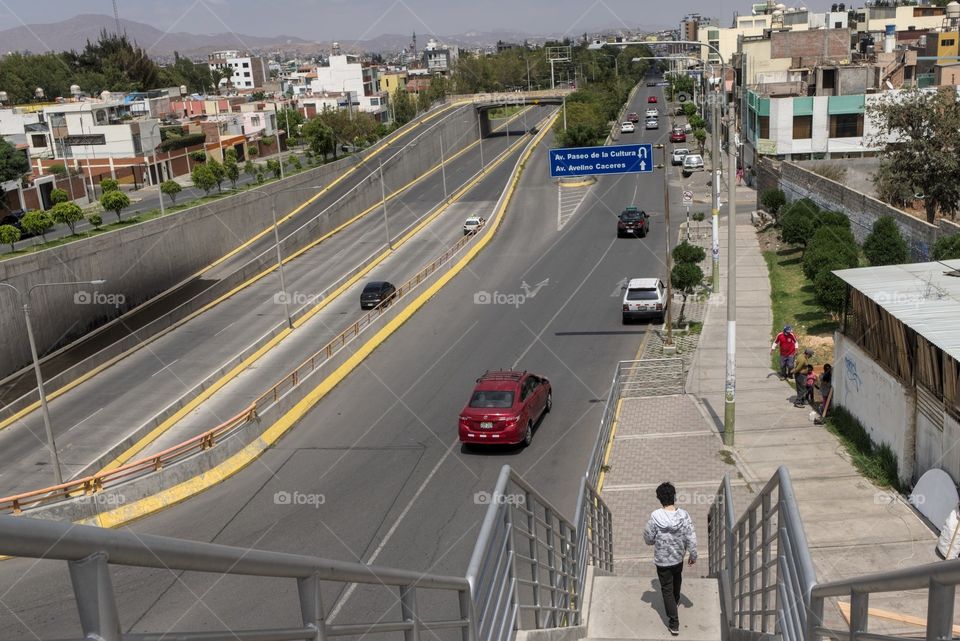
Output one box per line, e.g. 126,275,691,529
360,281,396,309
0,209,35,239
617,207,649,238
646,80,658,87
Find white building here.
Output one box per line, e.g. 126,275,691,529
208,51,268,90
422,38,458,73
41,101,161,160
310,55,366,99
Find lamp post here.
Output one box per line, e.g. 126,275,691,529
149,122,165,218
654,144,674,347
0,279,107,486
379,157,392,249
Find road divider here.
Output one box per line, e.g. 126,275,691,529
0,111,557,526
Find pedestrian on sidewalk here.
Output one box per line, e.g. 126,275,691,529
818,363,833,416
643,482,698,636
803,365,817,406
771,325,798,380
792,348,815,407
736,166,744,185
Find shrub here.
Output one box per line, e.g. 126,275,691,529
932,233,960,260
266,158,281,179
0,224,21,252
247,145,259,157
161,180,182,204
760,189,786,216
671,261,704,294
244,160,256,177
21,210,54,242
189,151,207,163
256,169,265,184
99,178,119,194
863,216,909,266
682,103,697,118
50,188,69,205
810,162,848,182
780,208,815,251
50,201,84,234
224,159,240,188
261,136,276,146
100,190,131,223
672,240,706,265
814,269,847,314
802,225,859,281
49,163,67,177
207,158,226,192
88,214,103,229
692,211,705,222
191,164,216,194
813,210,850,231
159,132,206,152
784,197,819,219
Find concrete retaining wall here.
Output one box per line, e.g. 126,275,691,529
779,161,941,260
0,105,478,385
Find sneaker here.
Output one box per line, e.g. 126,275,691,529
669,627,680,636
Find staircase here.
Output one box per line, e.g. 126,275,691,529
585,575,722,641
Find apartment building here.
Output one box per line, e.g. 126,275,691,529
208,51,268,90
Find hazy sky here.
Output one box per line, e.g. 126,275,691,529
0,0,840,41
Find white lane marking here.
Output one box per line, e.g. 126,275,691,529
66,407,104,433
150,359,179,378
557,184,591,231
327,437,460,621
214,320,238,337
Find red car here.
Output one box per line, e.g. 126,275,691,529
648,96,658,103
670,130,686,143
458,371,552,447
627,112,640,123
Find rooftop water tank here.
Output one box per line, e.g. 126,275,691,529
947,1,960,20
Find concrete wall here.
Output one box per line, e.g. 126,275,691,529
834,334,914,486
779,161,940,260
0,105,478,378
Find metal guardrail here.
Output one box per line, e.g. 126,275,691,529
0,406,256,513
708,467,818,641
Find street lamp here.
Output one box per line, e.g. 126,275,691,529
149,122,166,219
654,144,674,347
0,279,107,486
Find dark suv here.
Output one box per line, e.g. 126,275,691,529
616,207,649,238
360,281,396,310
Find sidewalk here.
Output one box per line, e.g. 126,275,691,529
602,197,952,633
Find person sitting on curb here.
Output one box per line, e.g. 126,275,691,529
792,347,815,407
771,325,798,380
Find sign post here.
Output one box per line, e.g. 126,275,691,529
682,190,693,239
549,143,654,178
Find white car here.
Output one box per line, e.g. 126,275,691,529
684,123,693,134
671,148,689,166
682,154,704,172
620,122,636,133
463,216,486,235
645,118,659,130
621,278,667,324
645,108,658,118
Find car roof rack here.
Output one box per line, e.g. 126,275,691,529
478,370,526,382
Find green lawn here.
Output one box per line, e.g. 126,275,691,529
488,105,525,119
762,245,839,369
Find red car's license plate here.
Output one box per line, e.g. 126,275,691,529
480,421,493,429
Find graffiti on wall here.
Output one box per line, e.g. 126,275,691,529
844,355,862,394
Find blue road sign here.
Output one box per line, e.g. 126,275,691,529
549,144,653,178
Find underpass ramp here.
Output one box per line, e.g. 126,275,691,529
586,575,722,641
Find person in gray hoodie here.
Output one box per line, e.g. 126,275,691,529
643,482,698,635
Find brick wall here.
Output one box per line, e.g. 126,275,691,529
755,157,781,210
779,161,944,260
771,30,850,65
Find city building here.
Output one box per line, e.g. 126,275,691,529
208,51,268,90
378,70,408,95
422,38,459,74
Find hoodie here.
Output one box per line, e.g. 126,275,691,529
643,507,698,567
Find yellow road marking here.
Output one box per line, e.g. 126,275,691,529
82,112,559,529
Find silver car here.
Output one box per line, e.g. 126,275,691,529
645,118,659,130
671,148,689,166
682,154,704,173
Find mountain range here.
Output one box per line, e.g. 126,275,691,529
0,14,587,58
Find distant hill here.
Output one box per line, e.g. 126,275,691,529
0,14,313,56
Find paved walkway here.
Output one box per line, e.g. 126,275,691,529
601,190,955,634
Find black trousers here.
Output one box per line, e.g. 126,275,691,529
656,562,684,628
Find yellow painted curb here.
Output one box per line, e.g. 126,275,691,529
0,117,484,435
84,111,559,529
99,132,534,473
558,178,596,188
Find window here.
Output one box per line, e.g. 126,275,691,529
244,72,250,77
830,114,863,138
627,288,659,301
834,21,843,28
793,115,813,139
942,39,956,47
251,116,261,127
31,134,47,147
759,115,770,139
243,61,250,67
469,391,514,408
822,68,836,90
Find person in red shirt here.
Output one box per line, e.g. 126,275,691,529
770,324,798,380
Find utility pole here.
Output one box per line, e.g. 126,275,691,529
439,130,448,199
711,79,721,291
662,144,674,346
477,117,485,169
379,157,392,249
724,97,737,446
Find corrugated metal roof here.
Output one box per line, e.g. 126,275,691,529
833,259,960,361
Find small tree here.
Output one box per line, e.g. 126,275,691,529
813,210,850,231
88,214,103,229
244,160,257,179
50,201,84,235
693,128,706,154
803,226,859,281
672,240,706,265
50,188,69,205
99,178,119,194
671,261,704,323
779,209,815,253
0,224,21,252
863,216,909,266
207,158,226,193
189,151,207,163
814,269,847,315
932,233,960,260
256,169,265,184
21,210,54,242
100,190,131,223
682,103,697,118
760,189,787,217
247,145,259,157
161,179,182,204
288,156,302,172
224,159,240,189
266,158,282,179
191,163,217,195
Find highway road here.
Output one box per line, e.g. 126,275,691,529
0,102,473,409
0,84,693,638
0,106,554,497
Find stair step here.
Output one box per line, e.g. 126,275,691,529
587,576,722,641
